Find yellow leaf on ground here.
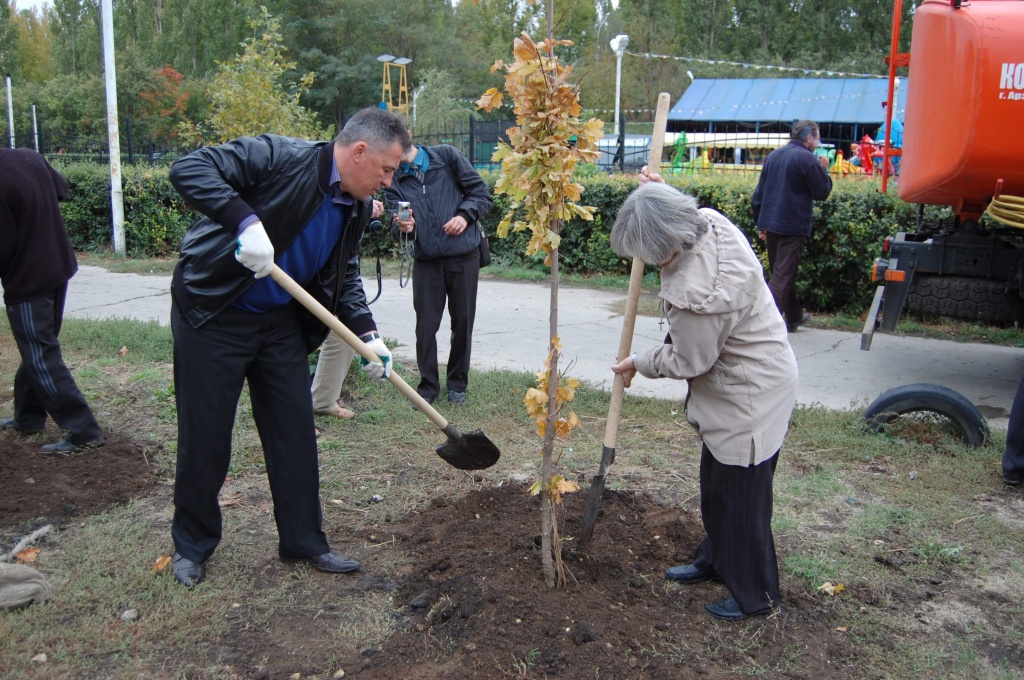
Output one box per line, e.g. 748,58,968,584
15,547,40,563
817,581,846,596
118,346,130,356
153,555,172,573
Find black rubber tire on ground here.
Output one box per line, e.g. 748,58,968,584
864,383,989,447
907,275,1024,324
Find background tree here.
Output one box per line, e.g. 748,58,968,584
0,0,19,78
13,6,54,84
409,68,478,135
181,9,328,144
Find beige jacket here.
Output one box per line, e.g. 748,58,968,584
633,208,798,467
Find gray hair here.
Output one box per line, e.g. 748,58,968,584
336,108,413,155
610,183,708,264
791,119,819,143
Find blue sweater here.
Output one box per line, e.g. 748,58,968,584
751,140,833,236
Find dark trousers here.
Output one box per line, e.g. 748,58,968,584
412,256,479,399
170,301,329,563
6,283,101,443
1003,372,1024,481
691,444,781,614
765,232,808,327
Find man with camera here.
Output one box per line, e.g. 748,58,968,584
386,141,492,407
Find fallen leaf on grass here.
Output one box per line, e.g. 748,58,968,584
15,547,40,563
118,346,130,356
835,626,848,632
153,555,172,574
219,492,242,507
817,581,845,596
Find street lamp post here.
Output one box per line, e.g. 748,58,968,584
610,34,629,140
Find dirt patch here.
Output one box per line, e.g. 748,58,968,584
212,484,861,679
0,429,156,535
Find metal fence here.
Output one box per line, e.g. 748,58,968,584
7,116,896,177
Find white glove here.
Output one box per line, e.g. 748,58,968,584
359,336,392,380
235,221,274,278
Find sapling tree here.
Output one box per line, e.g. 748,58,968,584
478,31,603,588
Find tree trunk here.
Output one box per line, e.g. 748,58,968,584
540,244,561,588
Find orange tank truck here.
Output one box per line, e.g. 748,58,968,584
860,0,1024,447
899,0,1024,219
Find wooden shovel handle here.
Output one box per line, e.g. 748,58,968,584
603,92,673,449
269,265,449,430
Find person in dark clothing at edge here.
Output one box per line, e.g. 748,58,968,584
385,140,493,406
165,107,411,588
751,119,833,332
0,148,104,454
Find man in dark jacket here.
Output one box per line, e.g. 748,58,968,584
385,143,493,406
751,119,833,332
0,148,104,454
166,107,411,587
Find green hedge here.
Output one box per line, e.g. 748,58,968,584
57,161,937,313
479,171,944,314
58,162,196,258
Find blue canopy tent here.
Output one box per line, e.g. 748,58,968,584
668,78,908,143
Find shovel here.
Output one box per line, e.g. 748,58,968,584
580,92,672,546
270,264,500,471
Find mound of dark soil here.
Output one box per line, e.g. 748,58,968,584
333,485,852,680
0,430,155,533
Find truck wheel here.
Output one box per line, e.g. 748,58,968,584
864,383,989,447
907,276,1024,324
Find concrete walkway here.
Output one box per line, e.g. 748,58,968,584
61,265,1024,429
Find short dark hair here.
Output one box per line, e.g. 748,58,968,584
791,120,819,143
336,108,413,155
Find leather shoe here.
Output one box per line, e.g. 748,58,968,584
1004,473,1023,487
447,390,467,406
288,551,361,573
1,418,43,435
786,312,811,333
172,553,206,588
704,597,774,621
41,435,104,455
664,564,715,584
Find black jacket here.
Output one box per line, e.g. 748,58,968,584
168,134,375,350
0,149,78,305
385,145,493,262
751,140,833,236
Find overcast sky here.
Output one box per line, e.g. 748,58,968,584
14,0,50,12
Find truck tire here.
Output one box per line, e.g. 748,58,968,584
907,275,1024,324
864,383,989,447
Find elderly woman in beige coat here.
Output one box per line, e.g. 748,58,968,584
610,174,798,621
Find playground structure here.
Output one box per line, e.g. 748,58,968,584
377,54,411,116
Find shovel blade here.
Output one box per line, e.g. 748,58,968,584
579,474,606,547
436,425,501,470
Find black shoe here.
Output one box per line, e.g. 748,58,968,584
1,418,43,435
786,312,811,333
664,564,715,584
447,390,467,406
1004,473,1023,487
41,435,105,455
286,551,361,574
172,552,206,588
704,597,774,621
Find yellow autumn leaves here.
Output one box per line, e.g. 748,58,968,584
477,32,604,264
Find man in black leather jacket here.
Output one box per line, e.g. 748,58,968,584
165,107,411,587
386,143,493,406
